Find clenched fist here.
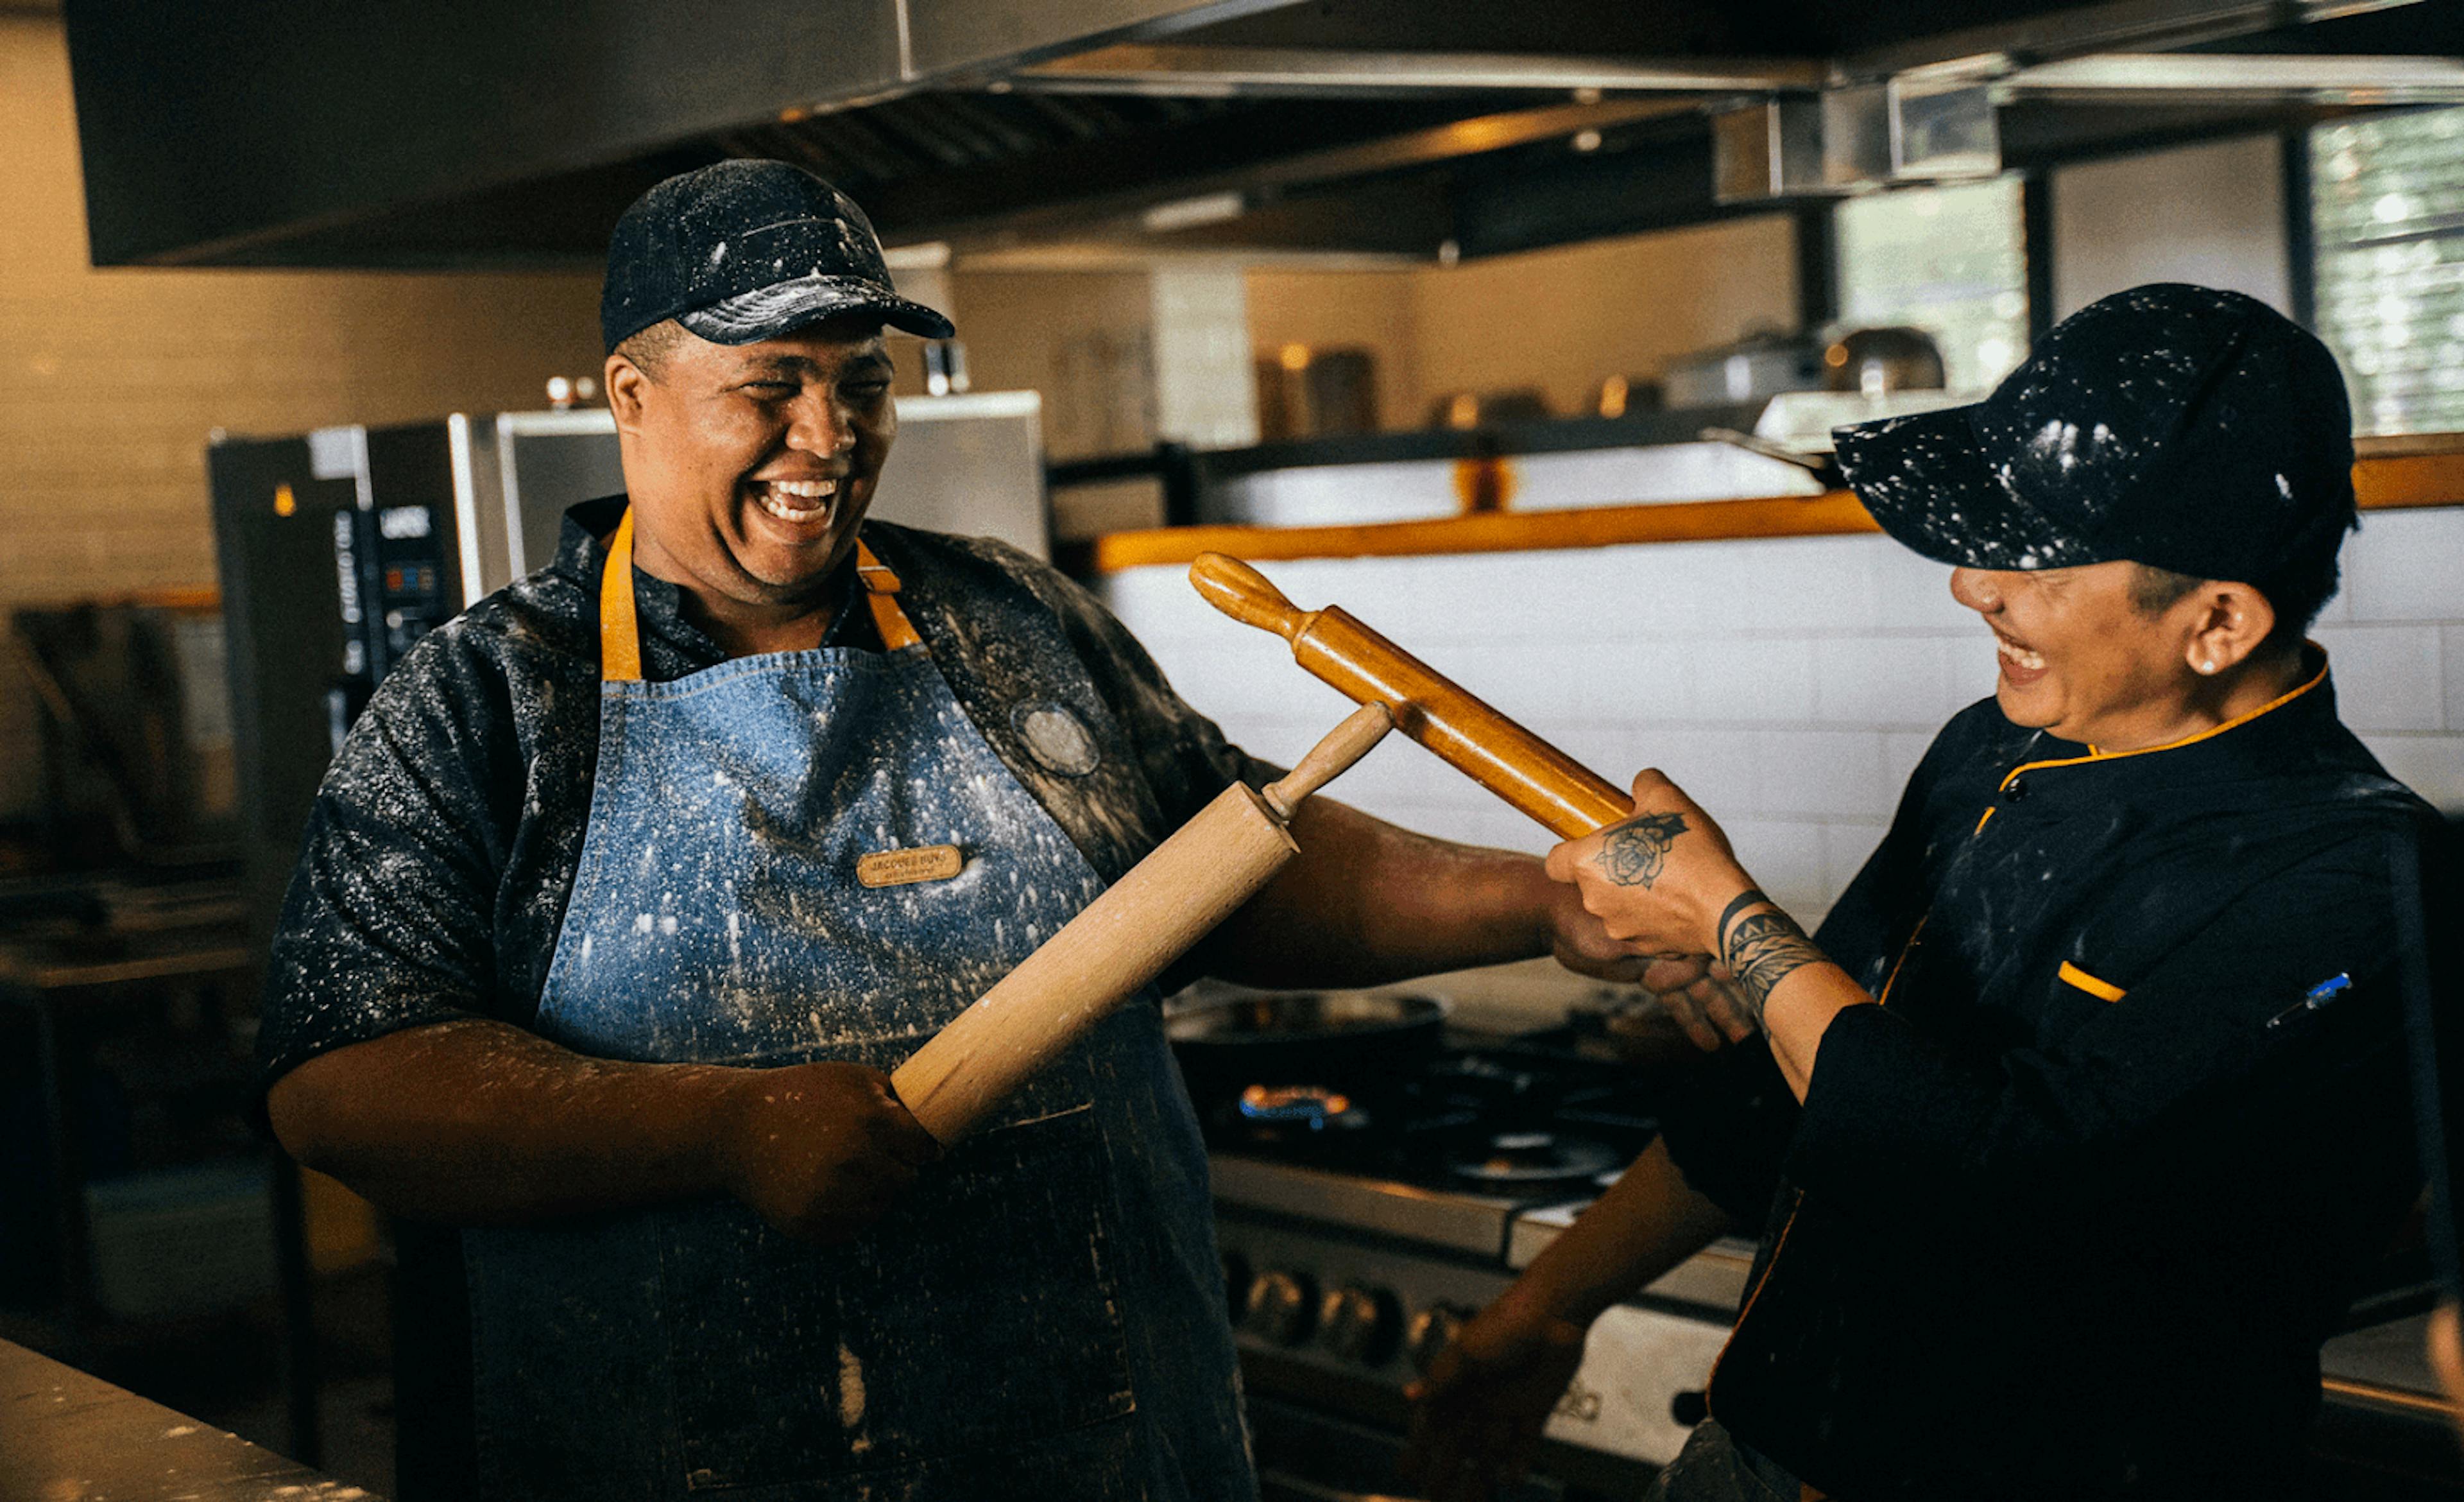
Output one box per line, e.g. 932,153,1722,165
1544,770,1750,961
711,1061,942,1242
1399,1288,1592,1502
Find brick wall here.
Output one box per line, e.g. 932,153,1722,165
0,14,608,818
1098,506,2464,933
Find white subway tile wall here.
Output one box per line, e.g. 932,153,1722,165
1097,515,2464,929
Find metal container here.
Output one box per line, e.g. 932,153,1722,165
1661,331,1826,409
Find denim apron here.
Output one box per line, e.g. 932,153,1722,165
462,512,1252,1501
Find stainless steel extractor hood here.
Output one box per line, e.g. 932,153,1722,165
56,0,2464,269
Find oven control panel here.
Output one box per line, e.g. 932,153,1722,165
1217,1213,1733,1469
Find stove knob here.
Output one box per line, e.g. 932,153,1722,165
1242,1270,1319,1347
1321,1284,1402,1365
1405,1302,1475,1375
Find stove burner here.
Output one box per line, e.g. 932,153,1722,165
1238,1083,1355,1129
1447,1130,1623,1188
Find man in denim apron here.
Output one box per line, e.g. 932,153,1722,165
260,161,1620,1501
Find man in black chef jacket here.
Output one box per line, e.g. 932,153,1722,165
257,160,1623,1502
1406,284,2452,1501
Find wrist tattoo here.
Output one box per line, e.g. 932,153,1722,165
1713,887,1774,947
1722,908,1826,1023
1600,812,1688,888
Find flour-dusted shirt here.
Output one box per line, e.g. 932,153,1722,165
1656,657,2446,1501
259,495,1272,1083
257,497,1274,1502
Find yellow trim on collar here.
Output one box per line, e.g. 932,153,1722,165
2058,961,2126,1003
1994,650,2331,794
595,510,923,674
599,508,642,683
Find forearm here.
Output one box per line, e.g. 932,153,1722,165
1713,890,1875,1099
1202,795,1558,988
266,1017,740,1224
1503,1138,1735,1325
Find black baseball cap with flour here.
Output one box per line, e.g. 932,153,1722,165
600,159,955,354
1833,284,2356,590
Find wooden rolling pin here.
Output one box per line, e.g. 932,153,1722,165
891,701,1392,1143
1190,553,1633,840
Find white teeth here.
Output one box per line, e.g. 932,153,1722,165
753,479,835,524
1996,639,2046,671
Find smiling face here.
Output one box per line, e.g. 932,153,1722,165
1949,560,2234,749
605,314,896,644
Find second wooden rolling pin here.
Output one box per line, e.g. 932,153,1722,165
1190,553,1634,840
891,701,1392,1143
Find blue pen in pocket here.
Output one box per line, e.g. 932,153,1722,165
2266,972,2354,1032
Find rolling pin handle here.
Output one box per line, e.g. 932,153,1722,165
1262,702,1394,821
1190,553,1308,641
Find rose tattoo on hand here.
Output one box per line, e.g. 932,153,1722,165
1600,811,1688,888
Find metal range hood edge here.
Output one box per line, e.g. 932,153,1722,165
58,0,1299,267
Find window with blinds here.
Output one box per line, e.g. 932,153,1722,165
2312,107,2464,436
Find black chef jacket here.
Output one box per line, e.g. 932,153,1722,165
1656,653,2445,1500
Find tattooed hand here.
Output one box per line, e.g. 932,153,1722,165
1543,770,1749,960
1600,813,1688,887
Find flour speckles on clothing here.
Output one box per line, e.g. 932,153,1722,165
837,1340,869,1444
255,501,1276,1103
542,644,1123,1075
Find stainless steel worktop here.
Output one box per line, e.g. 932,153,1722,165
1,1338,377,1502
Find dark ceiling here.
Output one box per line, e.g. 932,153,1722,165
57,0,2464,270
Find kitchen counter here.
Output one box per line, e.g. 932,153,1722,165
0,1338,375,1501
2325,1313,2451,1407
2316,1313,2464,1494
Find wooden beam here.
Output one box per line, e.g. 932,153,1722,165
1084,448,2464,573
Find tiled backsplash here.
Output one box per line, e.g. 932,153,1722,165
1097,505,2464,929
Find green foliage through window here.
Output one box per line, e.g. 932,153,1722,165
2312,107,2464,436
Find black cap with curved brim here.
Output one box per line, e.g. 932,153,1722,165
1833,284,2356,587
601,159,954,353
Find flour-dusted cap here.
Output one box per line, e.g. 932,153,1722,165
600,159,955,353
1833,283,2356,589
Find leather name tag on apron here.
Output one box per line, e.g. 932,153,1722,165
857,844,965,889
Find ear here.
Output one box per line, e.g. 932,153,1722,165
605,352,649,434
2182,581,2278,678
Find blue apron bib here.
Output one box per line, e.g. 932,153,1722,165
463,514,1252,1501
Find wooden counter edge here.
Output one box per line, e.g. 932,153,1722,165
1082,449,2464,573
0,1336,377,1499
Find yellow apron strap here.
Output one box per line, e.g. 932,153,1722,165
853,539,923,652
599,508,644,683
599,512,922,678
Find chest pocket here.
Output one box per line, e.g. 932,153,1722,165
2057,961,2128,1004
2039,958,2132,1048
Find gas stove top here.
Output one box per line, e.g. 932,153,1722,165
1195,1021,1754,1281
1191,1019,1751,1492
1192,1026,1662,1243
